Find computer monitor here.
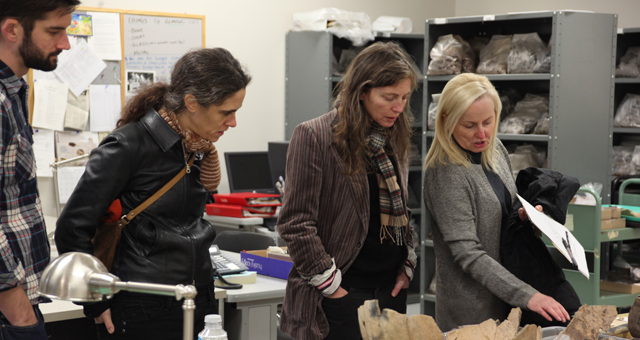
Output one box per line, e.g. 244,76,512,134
224,151,276,194
268,141,289,188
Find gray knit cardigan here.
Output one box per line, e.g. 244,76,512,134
423,140,537,332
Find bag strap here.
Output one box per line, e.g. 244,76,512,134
119,153,196,226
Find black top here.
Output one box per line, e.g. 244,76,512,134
464,144,512,222
342,160,404,289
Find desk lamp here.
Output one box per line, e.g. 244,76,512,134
39,252,197,340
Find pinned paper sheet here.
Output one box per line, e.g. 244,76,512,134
32,79,68,131
64,89,89,131
90,85,121,132
54,39,106,97
32,129,55,177
517,194,589,279
87,12,122,60
57,166,86,204
55,131,99,166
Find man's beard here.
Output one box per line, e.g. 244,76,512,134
19,34,61,72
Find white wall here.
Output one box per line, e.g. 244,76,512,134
39,0,455,216
454,0,640,28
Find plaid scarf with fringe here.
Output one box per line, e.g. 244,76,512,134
367,123,407,245
159,108,221,191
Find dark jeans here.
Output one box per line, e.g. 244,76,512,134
321,284,407,340
0,305,47,340
96,285,218,340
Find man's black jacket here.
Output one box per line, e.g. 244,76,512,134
501,167,582,327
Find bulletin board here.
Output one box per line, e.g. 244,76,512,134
27,6,205,124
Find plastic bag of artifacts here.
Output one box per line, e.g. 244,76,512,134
427,93,441,131
612,145,636,176
614,93,640,127
506,143,546,179
498,93,549,134
426,34,475,75
615,46,640,78
507,32,551,74
477,35,512,74
499,87,523,119
292,8,374,46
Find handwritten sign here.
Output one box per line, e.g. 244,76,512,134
123,14,203,83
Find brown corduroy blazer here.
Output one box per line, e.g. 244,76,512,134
278,109,416,340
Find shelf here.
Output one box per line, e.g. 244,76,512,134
407,292,421,304
426,74,551,82
412,121,423,128
613,127,640,134
422,239,434,247
615,78,640,84
598,289,638,306
422,293,436,302
332,76,425,83
409,166,422,172
425,131,548,142
600,227,640,242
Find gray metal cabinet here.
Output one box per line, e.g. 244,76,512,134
421,11,617,315
285,31,427,303
611,28,640,201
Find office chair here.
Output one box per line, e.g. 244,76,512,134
213,231,276,253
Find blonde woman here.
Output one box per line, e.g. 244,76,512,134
423,73,569,331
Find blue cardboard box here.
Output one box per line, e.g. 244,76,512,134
240,249,293,280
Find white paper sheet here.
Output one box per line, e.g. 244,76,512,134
57,166,86,204
54,39,106,97
90,85,121,132
517,194,589,279
64,102,89,130
32,79,68,131
32,129,56,177
87,12,122,60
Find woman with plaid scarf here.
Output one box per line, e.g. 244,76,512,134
278,42,418,340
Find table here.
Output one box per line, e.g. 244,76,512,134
221,251,287,340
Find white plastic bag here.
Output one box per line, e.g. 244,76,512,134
613,93,640,127
427,93,441,131
615,46,640,78
499,94,549,134
507,33,547,74
477,35,512,74
292,8,374,46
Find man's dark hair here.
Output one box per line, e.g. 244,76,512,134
0,0,81,37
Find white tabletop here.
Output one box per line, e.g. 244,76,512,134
221,251,287,303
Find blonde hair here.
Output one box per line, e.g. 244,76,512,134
424,73,502,170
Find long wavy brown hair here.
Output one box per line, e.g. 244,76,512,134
116,48,251,128
332,41,418,175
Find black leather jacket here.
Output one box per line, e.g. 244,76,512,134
55,109,216,288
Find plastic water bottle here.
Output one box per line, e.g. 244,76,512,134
198,314,227,340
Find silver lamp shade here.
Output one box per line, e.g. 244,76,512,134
39,252,120,302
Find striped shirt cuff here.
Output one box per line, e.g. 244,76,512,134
307,258,342,296
402,260,415,281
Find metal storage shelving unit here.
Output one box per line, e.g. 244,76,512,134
285,31,427,303
611,28,640,198
421,11,617,315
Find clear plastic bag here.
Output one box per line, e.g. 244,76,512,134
572,182,603,205
427,93,441,131
292,8,374,46
613,93,640,127
533,37,552,73
456,35,476,73
533,113,550,134
612,145,635,176
507,33,547,74
615,46,640,78
470,37,489,65
427,34,463,75
477,35,512,74
499,94,549,134
499,88,522,120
